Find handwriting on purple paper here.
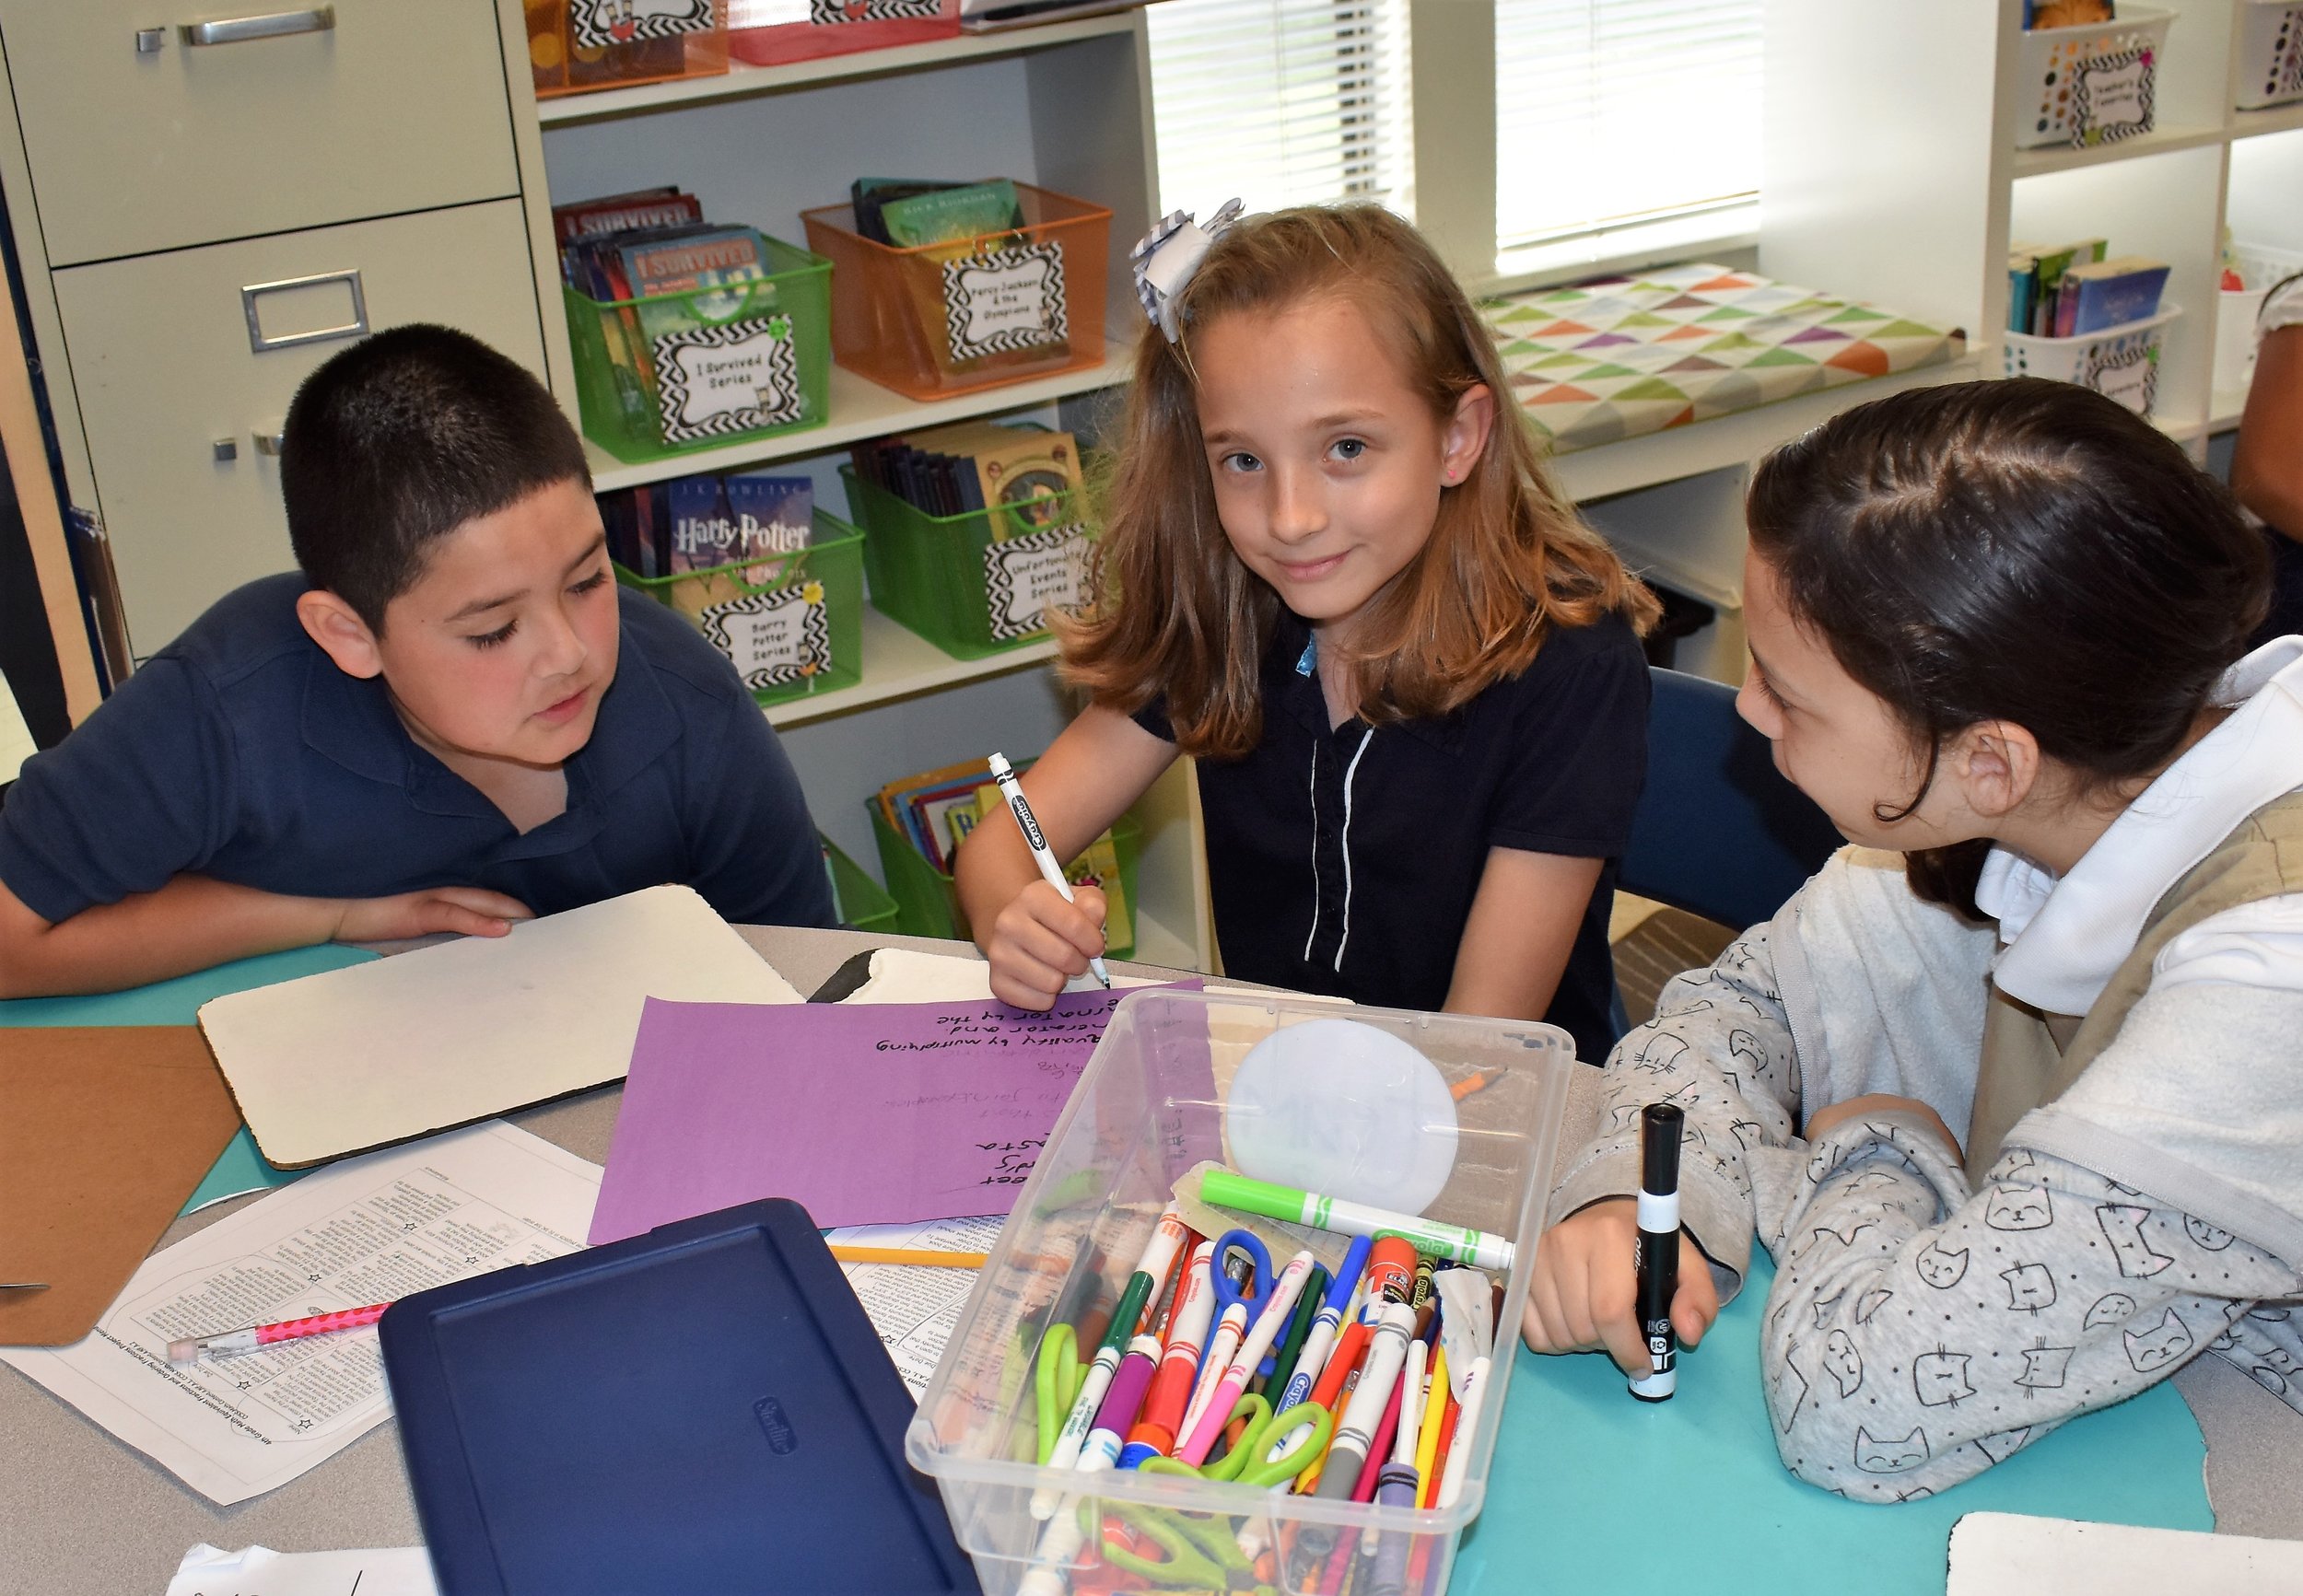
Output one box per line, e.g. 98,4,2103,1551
589,986,1171,1242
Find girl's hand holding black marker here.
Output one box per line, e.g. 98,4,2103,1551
1520,1198,1718,1376
981,880,1108,1011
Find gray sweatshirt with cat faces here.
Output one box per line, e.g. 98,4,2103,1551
1549,845,2303,1500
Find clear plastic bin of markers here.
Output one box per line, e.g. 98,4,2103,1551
906,990,1576,1596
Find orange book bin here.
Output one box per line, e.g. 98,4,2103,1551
800,182,1111,402
526,0,730,99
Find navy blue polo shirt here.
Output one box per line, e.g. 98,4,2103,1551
1135,610,1648,1064
0,574,836,931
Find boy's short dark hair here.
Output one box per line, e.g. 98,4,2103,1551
281,324,590,630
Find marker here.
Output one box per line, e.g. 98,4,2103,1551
1017,1340,1149,1596
1201,1170,1514,1272
1177,1250,1315,1465
1265,1263,1327,1395
1031,1203,1187,1516
1310,1301,1414,1504
1414,1346,1451,1509
1079,1335,1162,1472
988,751,1110,989
1365,1336,1428,1592
167,1301,387,1362
1273,1235,1370,1415
1631,1101,1684,1403
1435,1355,1491,1509
1126,1240,1215,1460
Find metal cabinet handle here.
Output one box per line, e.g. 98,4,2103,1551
181,6,334,46
253,431,286,455
240,269,368,354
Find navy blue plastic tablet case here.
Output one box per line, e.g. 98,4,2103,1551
380,1198,980,1595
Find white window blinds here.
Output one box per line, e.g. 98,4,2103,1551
1146,0,1412,219
1494,0,1763,257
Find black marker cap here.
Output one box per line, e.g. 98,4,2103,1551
1640,1102,1683,1195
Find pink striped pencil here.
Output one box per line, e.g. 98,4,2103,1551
168,1302,389,1362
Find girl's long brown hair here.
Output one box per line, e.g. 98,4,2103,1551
1060,204,1655,758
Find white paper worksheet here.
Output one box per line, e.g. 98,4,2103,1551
166,1543,438,1596
1,1122,600,1505
828,1214,1005,1395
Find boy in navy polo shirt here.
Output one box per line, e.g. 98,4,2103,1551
0,325,833,997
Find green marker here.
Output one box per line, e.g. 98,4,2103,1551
1264,1262,1327,1395
1199,1170,1516,1273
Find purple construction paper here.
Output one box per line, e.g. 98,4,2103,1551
590,987,1163,1241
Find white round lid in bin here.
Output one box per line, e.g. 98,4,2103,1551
1224,1018,1459,1215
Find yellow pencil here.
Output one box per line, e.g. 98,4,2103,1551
829,1245,988,1269
1413,1346,1449,1503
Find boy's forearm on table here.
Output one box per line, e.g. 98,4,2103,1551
0,875,337,997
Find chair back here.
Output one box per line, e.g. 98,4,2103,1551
1619,668,1844,933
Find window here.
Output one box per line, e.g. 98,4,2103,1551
1143,0,1762,285
1146,0,1412,222
1494,0,1764,274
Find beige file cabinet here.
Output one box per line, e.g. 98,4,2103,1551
5,0,520,268
0,0,566,661
53,201,548,646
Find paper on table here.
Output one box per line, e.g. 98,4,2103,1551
167,1543,439,1596
1946,1513,2303,1594
592,984,1170,1241
839,947,1166,1005
197,885,801,1167
0,1121,600,1505
828,1214,1003,1396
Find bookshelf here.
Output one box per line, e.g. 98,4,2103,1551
1764,0,2303,459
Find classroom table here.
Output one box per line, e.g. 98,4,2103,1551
2,925,2297,1595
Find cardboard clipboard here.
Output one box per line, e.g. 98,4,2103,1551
0,1026,240,1346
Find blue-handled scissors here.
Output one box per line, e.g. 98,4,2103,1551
1209,1228,1271,1328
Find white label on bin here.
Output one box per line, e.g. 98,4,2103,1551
983,524,1093,641
2086,343,2158,415
2072,49,2154,146
651,316,802,445
571,0,713,49
700,579,831,689
809,0,941,21
941,244,1069,361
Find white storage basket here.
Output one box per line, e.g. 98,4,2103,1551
2215,244,2303,395
2015,7,2173,148
2237,0,2303,111
2003,304,2180,416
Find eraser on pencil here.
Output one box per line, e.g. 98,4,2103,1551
166,1338,202,1363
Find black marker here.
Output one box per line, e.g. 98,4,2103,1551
1629,1101,1682,1402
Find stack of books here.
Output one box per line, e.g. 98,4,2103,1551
602,472,812,613
2009,239,2169,336
850,421,1085,541
849,177,1024,247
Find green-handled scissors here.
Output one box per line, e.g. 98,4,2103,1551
1035,1322,1084,1465
1080,1496,1273,1594
1140,1395,1333,1489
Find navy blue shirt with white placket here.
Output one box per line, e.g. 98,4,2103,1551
0,574,835,931
1135,610,1647,1065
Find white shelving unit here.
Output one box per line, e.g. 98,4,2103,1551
508,10,1221,961
1766,0,2303,458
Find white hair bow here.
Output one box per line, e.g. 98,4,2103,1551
1129,199,1245,343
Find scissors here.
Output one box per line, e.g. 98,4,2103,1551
1208,1229,1270,1325
1078,1496,1277,1595
1143,1393,1332,1489
1035,1322,1084,1465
